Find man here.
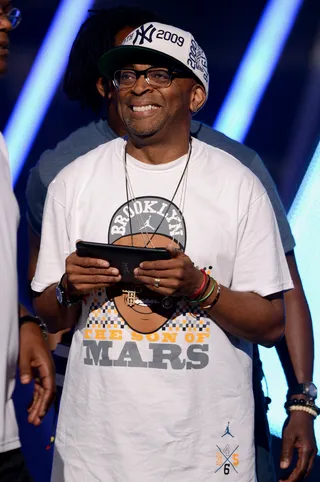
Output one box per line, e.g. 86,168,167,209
26,8,317,482
31,22,294,481
0,2,55,481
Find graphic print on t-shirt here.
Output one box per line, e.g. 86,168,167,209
108,195,187,334
83,196,213,371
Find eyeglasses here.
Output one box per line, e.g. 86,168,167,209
0,7,22,30
113,67,189,91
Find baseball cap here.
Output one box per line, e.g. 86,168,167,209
98,22,209,98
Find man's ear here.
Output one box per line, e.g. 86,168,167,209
190,84,206,114
96,77,114,100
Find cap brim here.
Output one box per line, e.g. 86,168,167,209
98,45,189,79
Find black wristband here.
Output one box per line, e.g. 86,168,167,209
284,398,320,416
19,315,48,340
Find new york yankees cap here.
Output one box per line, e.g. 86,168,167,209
98,22,209,97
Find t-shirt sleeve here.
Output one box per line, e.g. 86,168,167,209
231,176,293,297
31,178,70,293
248,154,295,254
26,164,48,237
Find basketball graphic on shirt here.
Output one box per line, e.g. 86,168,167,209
107,196,186,333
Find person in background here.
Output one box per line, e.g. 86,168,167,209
0,2,55,481
26,6,317,482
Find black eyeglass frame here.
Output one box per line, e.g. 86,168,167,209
112,66,193,91
0,7,22,30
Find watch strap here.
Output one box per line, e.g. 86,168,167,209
56,274,81,307
19,315,48,340
287,383,317,400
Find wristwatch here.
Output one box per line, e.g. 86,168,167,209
287,382,318,401
19,315,48,340
56,274,81,307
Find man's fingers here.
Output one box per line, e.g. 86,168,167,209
165,244,184,258
70,266,117,277
37,361,56,416
38,381,55,418
72,278,122,293
134,274,181,289
70,252,110,269
28,383,41,413
305,450,316,479
139,258,183,271
133,275,179,296
134,268,184,281
19,358,33,385
280,448,311,482
69,273,121,286
280,436,294,470
28,385,45,425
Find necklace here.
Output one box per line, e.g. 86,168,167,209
121,140,192,308
123,139,193,247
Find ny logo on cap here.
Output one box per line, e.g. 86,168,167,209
132,24,156,45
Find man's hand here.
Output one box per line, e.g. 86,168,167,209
279,411,317,481
65,251,122,296
19,322,56,426
133,244,203,297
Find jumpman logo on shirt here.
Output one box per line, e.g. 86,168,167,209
139,215,155,231
221,422,234,438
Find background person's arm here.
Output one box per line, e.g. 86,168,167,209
277,252,317,482
278,252,314,385
18,304,55,425
26,161,70,348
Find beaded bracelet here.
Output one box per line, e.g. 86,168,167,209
284,398,320,417
288,406,318,418
201,282,221,310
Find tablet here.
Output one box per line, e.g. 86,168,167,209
76,241,171,283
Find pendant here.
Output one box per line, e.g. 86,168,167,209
162,297,174,310
122,289,137,307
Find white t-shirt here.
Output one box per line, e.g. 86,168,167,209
0,133,20,453
32,137,292,482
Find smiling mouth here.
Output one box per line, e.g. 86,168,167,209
131,105,160,112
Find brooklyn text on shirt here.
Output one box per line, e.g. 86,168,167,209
109,197,185,245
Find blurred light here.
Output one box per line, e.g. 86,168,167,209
260,139,320,450
4,0,95,185
213,0,303,142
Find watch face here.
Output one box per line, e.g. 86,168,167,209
56,285,63,305
307,383,318,399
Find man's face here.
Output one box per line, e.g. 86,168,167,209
116,63,196,139
0,1,12,74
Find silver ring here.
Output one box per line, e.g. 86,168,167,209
154,278,161,288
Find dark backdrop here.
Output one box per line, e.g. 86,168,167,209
1,0,319,480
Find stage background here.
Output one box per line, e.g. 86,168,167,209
1,0,319,480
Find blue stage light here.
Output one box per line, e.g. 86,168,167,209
4,0,95,185
213,0,303,143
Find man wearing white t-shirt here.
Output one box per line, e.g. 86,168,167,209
0,2,55,480
32,23,293,481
